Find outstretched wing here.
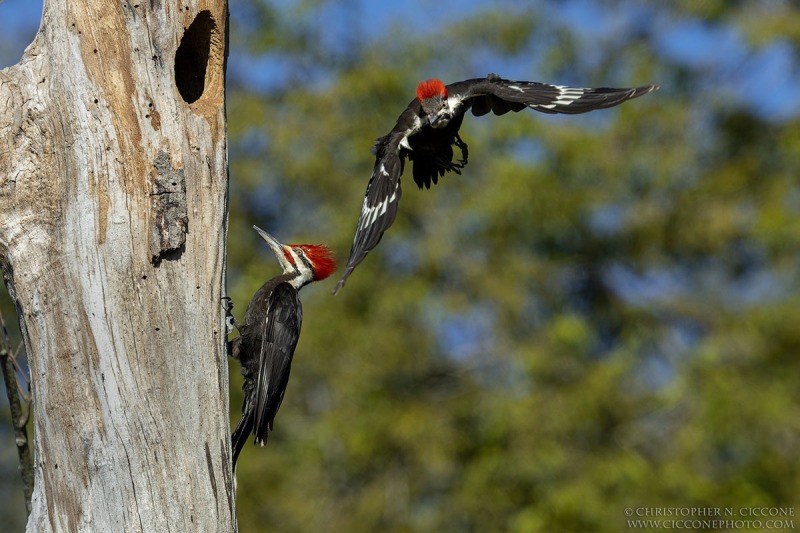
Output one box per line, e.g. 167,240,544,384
333,132,405,295
252,283,303,444
448,73,658,117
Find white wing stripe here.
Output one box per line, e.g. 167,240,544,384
357,185,399,234
508,83,588,108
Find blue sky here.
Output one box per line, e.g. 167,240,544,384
0,0,41,68
4,1,799,121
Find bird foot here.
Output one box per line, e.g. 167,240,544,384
221,297,240,335
454,134,469,168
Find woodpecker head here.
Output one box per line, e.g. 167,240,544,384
416,78,451,128
253,226,337,290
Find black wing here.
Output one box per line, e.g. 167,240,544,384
332,132,405,295
253,283,302,442
449,73,658,117
231,282,302,468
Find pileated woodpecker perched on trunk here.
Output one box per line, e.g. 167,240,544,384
227,226,336,469
332,73,658,294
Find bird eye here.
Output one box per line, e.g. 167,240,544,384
294,248,305,256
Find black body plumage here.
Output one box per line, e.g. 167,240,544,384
230,274,302,469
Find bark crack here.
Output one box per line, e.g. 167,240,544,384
204,441,218,504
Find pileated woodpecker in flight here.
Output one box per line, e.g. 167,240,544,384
227,226,336,469
332,73,658,294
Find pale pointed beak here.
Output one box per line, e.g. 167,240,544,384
429,110,451,128
253,225,294,272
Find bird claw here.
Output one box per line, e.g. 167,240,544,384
454,134,469,168
221,297,240,335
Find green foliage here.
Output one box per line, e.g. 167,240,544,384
226,2,800,531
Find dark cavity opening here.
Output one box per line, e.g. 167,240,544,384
175,11,215,103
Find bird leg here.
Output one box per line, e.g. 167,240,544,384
221,297,242,359
221,296,241,335
434,135,469,177
454,133,469,168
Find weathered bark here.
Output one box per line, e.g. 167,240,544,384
0,1,234,531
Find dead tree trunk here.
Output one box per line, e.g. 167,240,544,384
0,1,234,531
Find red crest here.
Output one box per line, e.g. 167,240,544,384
295,244,337,281
416,78,447,101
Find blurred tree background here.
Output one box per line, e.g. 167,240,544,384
3,0,800,531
